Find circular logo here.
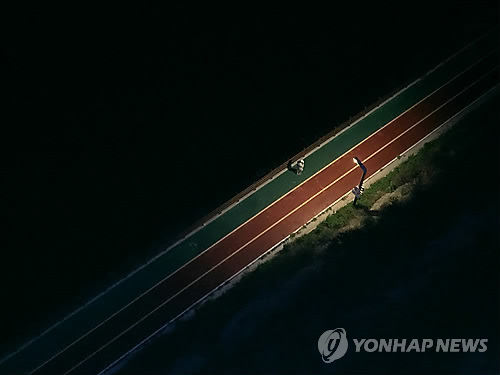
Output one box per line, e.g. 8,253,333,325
318,328,348,363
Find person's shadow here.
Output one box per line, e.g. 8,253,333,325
358,204,380,216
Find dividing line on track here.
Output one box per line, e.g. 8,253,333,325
67,66,498,375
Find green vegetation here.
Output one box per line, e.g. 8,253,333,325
283,132,442,256
120,93,499,374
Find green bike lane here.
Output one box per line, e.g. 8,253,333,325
1,29,497,374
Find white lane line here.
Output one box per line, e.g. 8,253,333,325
26,52,497,375
65,68,496,375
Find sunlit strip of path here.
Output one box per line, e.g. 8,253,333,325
0,28,497,375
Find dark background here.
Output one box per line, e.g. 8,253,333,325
1,2,498,352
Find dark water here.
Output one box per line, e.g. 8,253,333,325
2,2,498,350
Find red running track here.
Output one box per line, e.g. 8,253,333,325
33,53,498,375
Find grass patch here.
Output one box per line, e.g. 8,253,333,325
285,139,441,255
